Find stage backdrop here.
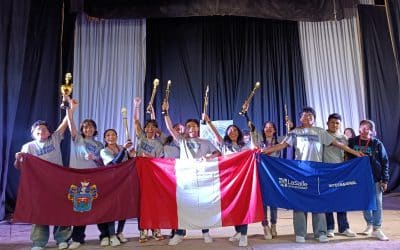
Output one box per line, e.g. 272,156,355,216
144,16,307,136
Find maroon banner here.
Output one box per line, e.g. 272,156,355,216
14,154,139,226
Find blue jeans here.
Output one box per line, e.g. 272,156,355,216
31,225,71,248
364,182,383,229
262,206,277,227
325,212,350,233
234,224,248,235
293,211,327,238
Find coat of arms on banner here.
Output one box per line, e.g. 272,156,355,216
68,181,98,212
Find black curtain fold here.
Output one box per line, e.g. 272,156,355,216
358,5,400,191
145,16,306,137
0,0,66,219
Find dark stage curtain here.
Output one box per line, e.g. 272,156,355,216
0,0,65,219
144,16,307,138
81,0,358,22
358,5,400,191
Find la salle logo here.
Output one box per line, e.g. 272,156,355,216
68,181,98,212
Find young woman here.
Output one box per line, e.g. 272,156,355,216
66,99,104,249
202,113,249,247
133,97,165,243
99,129,135,247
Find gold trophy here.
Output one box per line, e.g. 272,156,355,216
239,81,260,115
60,73,73,110
161,80,172,115
146,78,159,114
200,85,209,124
121,107,131,141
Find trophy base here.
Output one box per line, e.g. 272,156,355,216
60,102,70,110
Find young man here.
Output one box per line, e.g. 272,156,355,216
162,101,221,246
323,113,356,238
262,107,363,243
14,102,72,250
347,119,389,241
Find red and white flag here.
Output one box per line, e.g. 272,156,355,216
136,149,264,229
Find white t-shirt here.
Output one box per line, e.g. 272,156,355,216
323,132,347,163
178,136,218,159
283,126,334,162
71,134,104,169
21,130,64,165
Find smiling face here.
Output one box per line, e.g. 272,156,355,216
104,130,118,146
327,118,341,134
185,121,199,138
359,123,372,140
300,112,315,127
263,122,276,138
226,125,239,142
81,121,95,138
144,122,157,139
32,125,51,141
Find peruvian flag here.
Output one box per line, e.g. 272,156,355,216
136,149,264,229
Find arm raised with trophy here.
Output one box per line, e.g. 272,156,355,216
162,100,180,142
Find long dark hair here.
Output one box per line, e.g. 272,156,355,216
223,124,245,147
262,121,278,146
103,128,117,147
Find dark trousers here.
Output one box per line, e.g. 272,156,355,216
176,229,206,236
234,224,248,235
71,225,86,243
98,220,126,239
325,212,350,233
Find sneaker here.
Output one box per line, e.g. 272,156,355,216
117,233,128,243
361,225,373,236
152,229,165,240
263,225,272,240
31,247,44,250
139,230,148,243
318,234,329,243
203,232,213,243
110,235,121,247
168,234,183,245
229,232,241,242
58,242,69,249
371,229,389,241
68,241,81,249
327,229,335,238
239,235,248,247
271,224,277,238
295,235,305,243
342,228,356,237
100,237,109,246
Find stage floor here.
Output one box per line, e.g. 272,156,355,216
1,193,399,250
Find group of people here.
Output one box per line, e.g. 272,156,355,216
14,96,390,250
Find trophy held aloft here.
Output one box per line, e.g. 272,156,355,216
60,73,74,110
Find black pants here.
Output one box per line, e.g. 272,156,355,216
71,225,86,243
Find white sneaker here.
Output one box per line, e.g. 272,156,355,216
58,242,69,249
31,247,44,250
372,229,389,241
327,229,335,238
228,232,241,242
295,235,305,243
361,225,373,236
203,232,213,243
110,235,121,247
271,224,277,238
318,235,329,243
342,228,356,237
117,233,128,243
68,241,81,249
239,235,248,247
168,234,183,245
139,230,148,243
263,226,272,240
100,237,109,246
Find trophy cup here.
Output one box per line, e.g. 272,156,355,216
60,73,73,110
